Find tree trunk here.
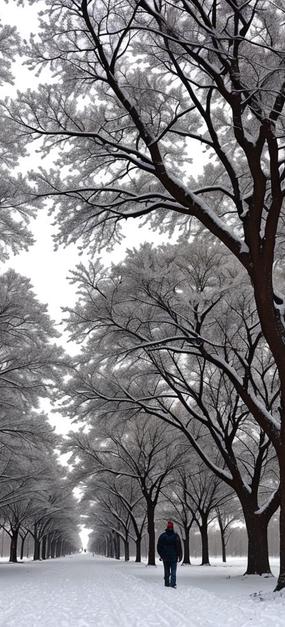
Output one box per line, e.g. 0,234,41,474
33,537,41,561
275,450,285,590
50,538,56,559
33,523,41,561
55,539,62,557
114,532,120,559
20,533,27,561
41,536,47,560
243,510,271,575
106,535,111,557
217,515,226,563
109,536,112,557
9,527,19,563
182,527,191,565
200,520,210,565
147,503,156,565
106,534,114,558
123,538,129,562
116,534,120,560
106,536,110,557
221,529,226,563
135,536,141,563
47,533,52,559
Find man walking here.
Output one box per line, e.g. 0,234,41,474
157,520,182,588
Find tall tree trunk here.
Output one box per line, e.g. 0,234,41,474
106,534,114,558
33,538,41,561
47,533,52,559
55,539,62,557
182,527,191,565
200,519,210,565
106,535,111,557
110,535,115,558
243,509,271,575
41,536,47,560
276,450,285,590
146,503,156,565
221,529,226,563
217,515,226,563
33,523,41,561
135,536,142,563
20,533,27,561
114,532,120,560
123,538,129,561
9,527,19,563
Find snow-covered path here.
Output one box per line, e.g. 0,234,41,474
0,554,285,626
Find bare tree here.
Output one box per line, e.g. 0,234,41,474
66,416,185,565
87,485,134,562
62,241,279,574
216,504,239,564
82,473,146,562
183,463,232,566
5,0,285,589
161,467,196,566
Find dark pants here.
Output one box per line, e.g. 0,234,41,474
163,560,177,587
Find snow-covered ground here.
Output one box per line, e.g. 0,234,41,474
0,553,285,626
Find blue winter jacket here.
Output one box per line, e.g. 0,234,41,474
157,529,182,562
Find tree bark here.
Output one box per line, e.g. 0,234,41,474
146,503,156,565
182,527,191,565
55,539,62,557
41,536,47,560
200,520,210,565
9,527,19,563
20,533,28,561
123,539,129,561
114,532,120,559
135,537,141,563
220,529,226,563
244,510,271,575
47,533,52,559
217,515,227,563
33,537,41,561
106,533,114,558
275,450,285,589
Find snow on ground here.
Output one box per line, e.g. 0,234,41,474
0,553,285,626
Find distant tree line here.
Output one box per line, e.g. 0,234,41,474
0,22,81,564
0,270,80,562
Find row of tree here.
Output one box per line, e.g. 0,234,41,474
0,270,80,561
68,415,237,566
0,18,82,564
1,0,285,590
61,239,278,575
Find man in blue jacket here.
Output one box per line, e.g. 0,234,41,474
157,520,182,588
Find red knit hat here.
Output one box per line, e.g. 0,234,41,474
167,520,174,529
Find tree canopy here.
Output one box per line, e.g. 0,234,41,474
2,0,285,587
